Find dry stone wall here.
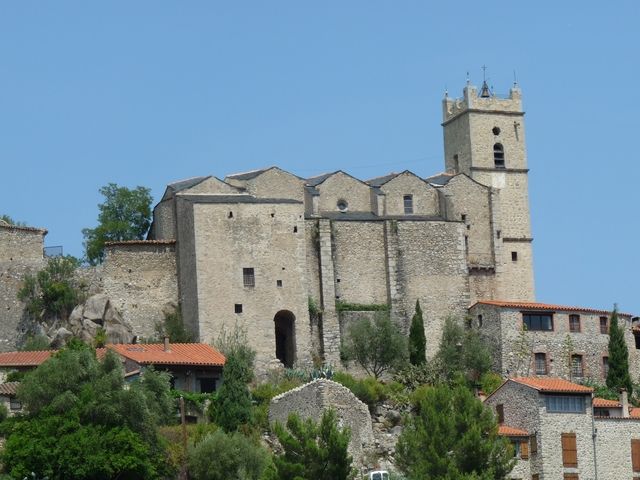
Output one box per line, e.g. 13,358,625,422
269,379,375,466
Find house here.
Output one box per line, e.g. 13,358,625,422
471,300,640,383
0,382,22,416
0,341,225,394
487,376,640,479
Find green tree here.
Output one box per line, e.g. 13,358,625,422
395,384,514,480
269,409,354,480
154,308,194,343
214,321,256,384
408,300,426,366
212,353,253,432
82,183,153,265
187,429,269,480
436,317,492,385
341,312,407,379
3,343,175,479
606,307,632,395
18,255,83,322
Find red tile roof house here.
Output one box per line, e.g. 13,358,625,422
487,376,640,479
470,300,640,384
0,340,226,395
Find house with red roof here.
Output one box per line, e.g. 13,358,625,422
0,340,225,394
487,376,640,479
470,300,640,384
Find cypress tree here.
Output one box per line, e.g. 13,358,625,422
409,300,427,366
606,307,633,395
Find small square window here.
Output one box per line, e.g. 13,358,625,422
276,280,283,287
461,214,467,222
243,268,255,287
403,195,413,214
9,398,21,410
511,251,518,261
234,304,243,314
569,314,581,333
571,354,584,377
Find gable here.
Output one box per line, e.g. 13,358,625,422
316,171,372,213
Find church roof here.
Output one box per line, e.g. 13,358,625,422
366,172,401,187
226,166,274,180
167,176,210,192
305,171,339,187
425,172,456,186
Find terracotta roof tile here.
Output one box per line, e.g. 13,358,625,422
0,382,19,396
498,425,529,437
0,350,53,367
630,407,640,418
107,343,225,367
511,377,593,393
473,300,633,318
593,397,621,408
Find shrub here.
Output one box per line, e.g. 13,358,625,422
332,372,388,411
187,429,269,480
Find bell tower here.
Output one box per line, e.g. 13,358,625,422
442,79,535,301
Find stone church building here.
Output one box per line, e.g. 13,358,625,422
142,81,535,370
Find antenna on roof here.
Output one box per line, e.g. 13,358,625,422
513,69,518,87
466,71,470,85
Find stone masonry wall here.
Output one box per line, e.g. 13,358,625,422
378,173,440,217
0,226,46,351
269,379,374,466
100,242,178,340
332,221,388,305
190,200,312,371
316,172,372,213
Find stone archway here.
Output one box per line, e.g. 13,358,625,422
274,310,296,368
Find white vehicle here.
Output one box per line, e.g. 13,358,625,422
364,471,389,480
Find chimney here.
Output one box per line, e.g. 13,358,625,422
621,388,630,418
163,336,170,352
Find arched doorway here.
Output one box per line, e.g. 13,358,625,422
274,310,296,368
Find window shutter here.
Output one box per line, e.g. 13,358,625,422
496,404,504,424
631,439,640,472
530,434,538,455
520,439,529,460
561,433,578,467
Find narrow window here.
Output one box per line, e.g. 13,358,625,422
600,316,609,334
228,211,233,218
530,434,538,455
535,352,547,375
602,356,609,379
511,440,521,458
477,314,483,328
461,214,467,222
243,268,255,287
494,143,505,168
569,314,581,333
561,433,578,467
520,439,529,460
632,439,640,473
496,404,504,424
234,304,243,314
511,251,518,261
496,229,501,239
403,195,414,214
293,226,298,233
571,354,584,378
453,154,459,172
276,280,283,287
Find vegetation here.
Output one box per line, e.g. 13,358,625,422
395,384,514,480
154,308,194,343
268,409,354,480
408,300,426,366
214,321,256,384
17,255,84,322
435,317,493,386
2,342,174,479
20,335,51,352
0,214,26,226
340,312,406,378
82,183,153,265
335,301,390,312
210,353,253,432
607,307,633,395
187,429,269,480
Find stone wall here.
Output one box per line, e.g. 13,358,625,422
594,418,640,479
316,172,372,214
269,379,374,466
0,225,46,351
378,172,440,217
100,241,178,340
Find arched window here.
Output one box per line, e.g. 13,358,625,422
493,143,505,168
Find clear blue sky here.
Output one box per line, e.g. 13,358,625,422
1,2,638,313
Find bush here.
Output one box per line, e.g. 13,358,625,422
187,429,269,480
332,372,392,411
479,372,504,396
0,403,8,423
211,353,252,432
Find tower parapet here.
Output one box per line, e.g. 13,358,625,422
443,84,522,123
